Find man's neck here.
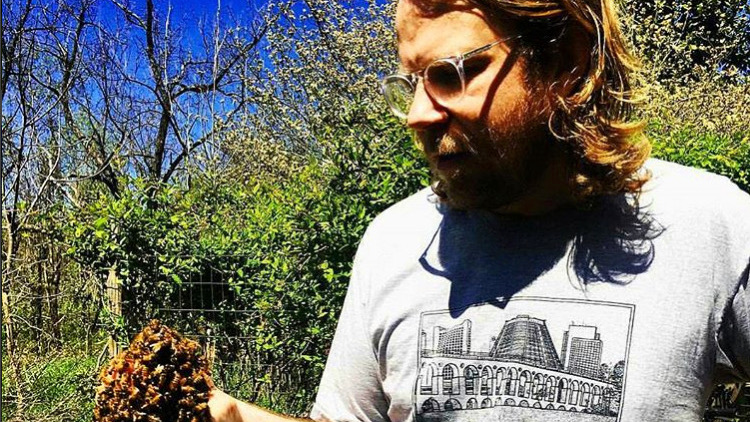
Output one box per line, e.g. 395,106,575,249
492,153,574,217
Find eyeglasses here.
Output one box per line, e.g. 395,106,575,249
381,39,507,119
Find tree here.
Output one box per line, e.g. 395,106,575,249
620,0,750,82
239,0,398,155
1,0,280,418
107,0,281,185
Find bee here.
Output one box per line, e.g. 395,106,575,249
152,364,164,376
93,320,214,422
147,392,161,408
169,373,182,391
192,373,206,387
179,397,195,407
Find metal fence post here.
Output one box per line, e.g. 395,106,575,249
106,266,122,357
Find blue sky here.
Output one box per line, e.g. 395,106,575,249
168,0,262,15
97,0,375,24
96,0,272,39
135,0,268,19
93,0,279,76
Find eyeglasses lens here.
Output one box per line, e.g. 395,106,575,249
383,61,464,118
384,77,415,118
424,60,463,103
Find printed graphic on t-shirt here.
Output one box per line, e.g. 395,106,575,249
413,297,635,422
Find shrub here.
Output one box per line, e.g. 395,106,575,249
64,103,428,414
620,0,750,82
649,126,749,193
642,71,749,194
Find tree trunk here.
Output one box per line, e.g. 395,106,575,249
34,249,45,354
2,271,24,414
48,251,62,348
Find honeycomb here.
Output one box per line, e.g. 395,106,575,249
94,320,214,422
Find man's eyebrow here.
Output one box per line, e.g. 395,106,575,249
401,43,493,74
398,54,429,74
409,0,475,17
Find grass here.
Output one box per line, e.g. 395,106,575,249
2,353,98,422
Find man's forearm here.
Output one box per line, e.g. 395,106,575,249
209,389,314,422
233,400,314,422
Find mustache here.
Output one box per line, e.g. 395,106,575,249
417,128,479,156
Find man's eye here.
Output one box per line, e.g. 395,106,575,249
464,58,490,79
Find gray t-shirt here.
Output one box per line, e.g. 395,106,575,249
310,159,750,422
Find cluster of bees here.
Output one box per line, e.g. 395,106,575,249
94,320,214,422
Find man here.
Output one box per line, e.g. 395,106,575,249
209,0,750,420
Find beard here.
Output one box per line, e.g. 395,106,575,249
421,110,555,211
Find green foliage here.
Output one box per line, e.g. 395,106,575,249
1,353,97,422
641,71,749,194
30,356,97,420
65,180,200,340
245,0,396,153
649,125,750,192
620,0,750,82
64,103,428,413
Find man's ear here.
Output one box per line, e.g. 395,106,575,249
549,24,591,98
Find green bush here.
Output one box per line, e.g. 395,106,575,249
649,125,750,193
640,69,749,195
64,104,428,414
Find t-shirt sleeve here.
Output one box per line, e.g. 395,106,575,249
309,230,390,422
717,178,750,381
717,263,750,381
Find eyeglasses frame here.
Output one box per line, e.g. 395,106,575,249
381,38,511,119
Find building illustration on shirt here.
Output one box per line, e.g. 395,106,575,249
414,297,634,422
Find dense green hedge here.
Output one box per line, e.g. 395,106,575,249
649,124,750,193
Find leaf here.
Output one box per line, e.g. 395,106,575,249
94,217,108,229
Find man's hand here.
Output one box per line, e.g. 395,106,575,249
208,389,242,422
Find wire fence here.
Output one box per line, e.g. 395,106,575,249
103,258,317,415
2,254,748,421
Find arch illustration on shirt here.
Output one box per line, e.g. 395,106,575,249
413,296,635,422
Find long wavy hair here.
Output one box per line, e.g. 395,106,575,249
469,0,651,200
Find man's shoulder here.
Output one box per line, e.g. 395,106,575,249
644,158,749,205
355,186,446,252
352,187,443,270
367,186,442,234
641,159,750,236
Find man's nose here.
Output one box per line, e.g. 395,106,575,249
406,80,449,130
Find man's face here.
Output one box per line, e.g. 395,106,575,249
396,0,556,211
